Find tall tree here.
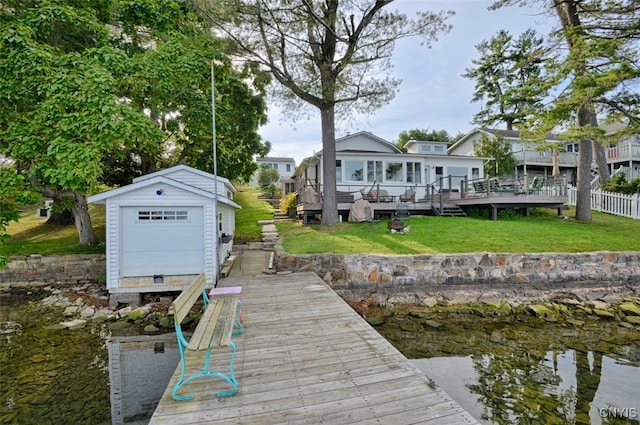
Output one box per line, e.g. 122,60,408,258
489,0,640,221
473,135,517,177
196,0,454,226
396,128,454,151
463,28,547,131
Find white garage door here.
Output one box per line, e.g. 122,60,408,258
121,207,205,277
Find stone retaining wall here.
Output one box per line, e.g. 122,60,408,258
276,250,640,305
0,254,106,286
3,251,640,305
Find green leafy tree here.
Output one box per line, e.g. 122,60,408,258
0,1,165,245
396,128,454,151
474,135,516,177
1,0,271,248
257,164,279,192
489,0,640,221
197,0,454,226
110,0,271,182
462,28,547,131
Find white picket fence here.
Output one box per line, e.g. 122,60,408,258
568,187,640,219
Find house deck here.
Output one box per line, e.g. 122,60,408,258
149,272,479,425
298,192,568,223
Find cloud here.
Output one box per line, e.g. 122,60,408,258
259,1,553,165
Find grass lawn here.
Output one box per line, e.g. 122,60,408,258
234,186,275,242
277,208,640,254
4,186,640,256
3,204,106,256
3,186,272,257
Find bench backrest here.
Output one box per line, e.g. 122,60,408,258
173,273,207,324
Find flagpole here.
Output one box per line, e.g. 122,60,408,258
211,61,219,287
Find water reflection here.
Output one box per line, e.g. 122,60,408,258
0,295,179,425
413,351,639,425
381,308,640,425
107,335,179,425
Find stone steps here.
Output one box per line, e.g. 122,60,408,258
258,220,279,251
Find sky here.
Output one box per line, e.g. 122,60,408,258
257,1,555,165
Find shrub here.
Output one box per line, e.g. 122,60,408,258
280,192,297,217
601,172,640,194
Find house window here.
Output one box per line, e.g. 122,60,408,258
448,166,468,191
566,143,579,153
345,160,364,182
367,161,383,182
421,145,432,152
385,162,403,182
138,210,189,221
286,164,291,172
336,160,342,183
406,162,421,184
434,145,445,153
472,167,480,180
435,166,444,182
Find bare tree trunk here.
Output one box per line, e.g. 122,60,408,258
592,141,610,185
320,106,339,226
587,109,610,185
575,108,593,221
71,191,98,245
29,176,98,243
555,1,593,221
46,195,74,225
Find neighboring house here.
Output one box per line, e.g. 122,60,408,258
250,156,297,194
294,131,487,201
88,165,240,307
449,128,577,183
602,123,640,180
450,126,640,185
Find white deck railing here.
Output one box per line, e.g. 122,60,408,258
606,142,640,162
568,187,640,219
513,150,578,166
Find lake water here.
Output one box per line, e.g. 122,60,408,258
1,292,638,424
377,308,640,425
412,353,639,425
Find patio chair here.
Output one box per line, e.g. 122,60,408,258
528,176,544,194
399,188,416,202
472,181,488,194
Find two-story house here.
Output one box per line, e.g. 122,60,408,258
250,156,297,194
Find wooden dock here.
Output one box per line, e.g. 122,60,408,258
149,272,479,424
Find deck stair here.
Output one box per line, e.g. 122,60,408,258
432,203,467,217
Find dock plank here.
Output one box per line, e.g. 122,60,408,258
149,272,479,425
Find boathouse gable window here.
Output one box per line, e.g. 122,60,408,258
138,210,189,221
